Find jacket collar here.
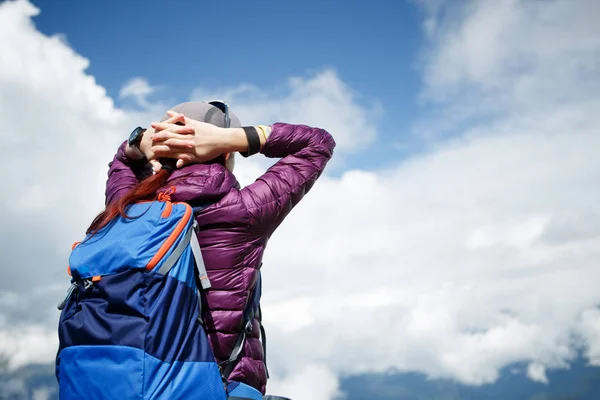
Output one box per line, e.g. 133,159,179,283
161,163,240,205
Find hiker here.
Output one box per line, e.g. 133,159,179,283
57,101,335,399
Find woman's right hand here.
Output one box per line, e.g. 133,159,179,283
149,111,247,168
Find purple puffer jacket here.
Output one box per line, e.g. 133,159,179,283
104,123,335,393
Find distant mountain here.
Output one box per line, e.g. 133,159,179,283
338,357,600,400
0,359,57,400
2,357,600,399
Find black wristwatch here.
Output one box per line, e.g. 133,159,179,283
128,126,146,160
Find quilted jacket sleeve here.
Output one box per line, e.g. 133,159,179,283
241,123,336,238
104,141,152,206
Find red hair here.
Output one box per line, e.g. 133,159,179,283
87,168,172,235
87,151,228,236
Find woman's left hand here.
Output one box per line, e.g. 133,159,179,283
142,112,194,171
149,111,231,168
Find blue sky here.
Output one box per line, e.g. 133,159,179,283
30,0,425,169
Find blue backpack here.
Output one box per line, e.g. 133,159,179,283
56,199,285,400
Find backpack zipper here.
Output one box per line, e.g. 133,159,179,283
57,282,79,310
57,278,97,310
145,202,193,271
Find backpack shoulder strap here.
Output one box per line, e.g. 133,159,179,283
190,220,211,289
220,266,267,380
157,224,193,276
156,220,211,292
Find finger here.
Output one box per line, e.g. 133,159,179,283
150,122,195,134
149,160,162,173
167,110,201,126
151,130,195,143
150,121,194,133
150,145,195,160
163,111,185,125
160,138,195,148
166,110,193,124
177,154,200,168
150,113,184,133
177,158,194,168
151,124,194,136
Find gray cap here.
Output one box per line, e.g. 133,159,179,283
160,101,242,128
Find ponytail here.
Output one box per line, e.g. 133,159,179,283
87,161,175,236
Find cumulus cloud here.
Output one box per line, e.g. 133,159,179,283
119,77,156,108
0,0,126,301
0,326,57,369
190,68,382,153
414,0,600,138
1,0,600,398
267,364,341,400
577,308,600,367
527,362,549,384
260,0,600,392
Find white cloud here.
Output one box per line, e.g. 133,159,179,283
1,0,600,398
421,0,600,100
0,0,135,368
0,0,125,291
266,364,341,400
415,0,600,138
32,387,53,400
258,0,600,389
119,77,156,107
0,325,57,369
527,362,549,384
577,308,600,366
190,68,382,153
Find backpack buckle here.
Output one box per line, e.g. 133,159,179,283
83,279,94,290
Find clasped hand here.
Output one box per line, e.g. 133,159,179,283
140,110,229,172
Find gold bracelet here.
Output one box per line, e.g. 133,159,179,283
263,125,272,138
256,125,269,142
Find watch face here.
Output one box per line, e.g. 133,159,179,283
128,126,144,146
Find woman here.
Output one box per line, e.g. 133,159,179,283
104,101,336,396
